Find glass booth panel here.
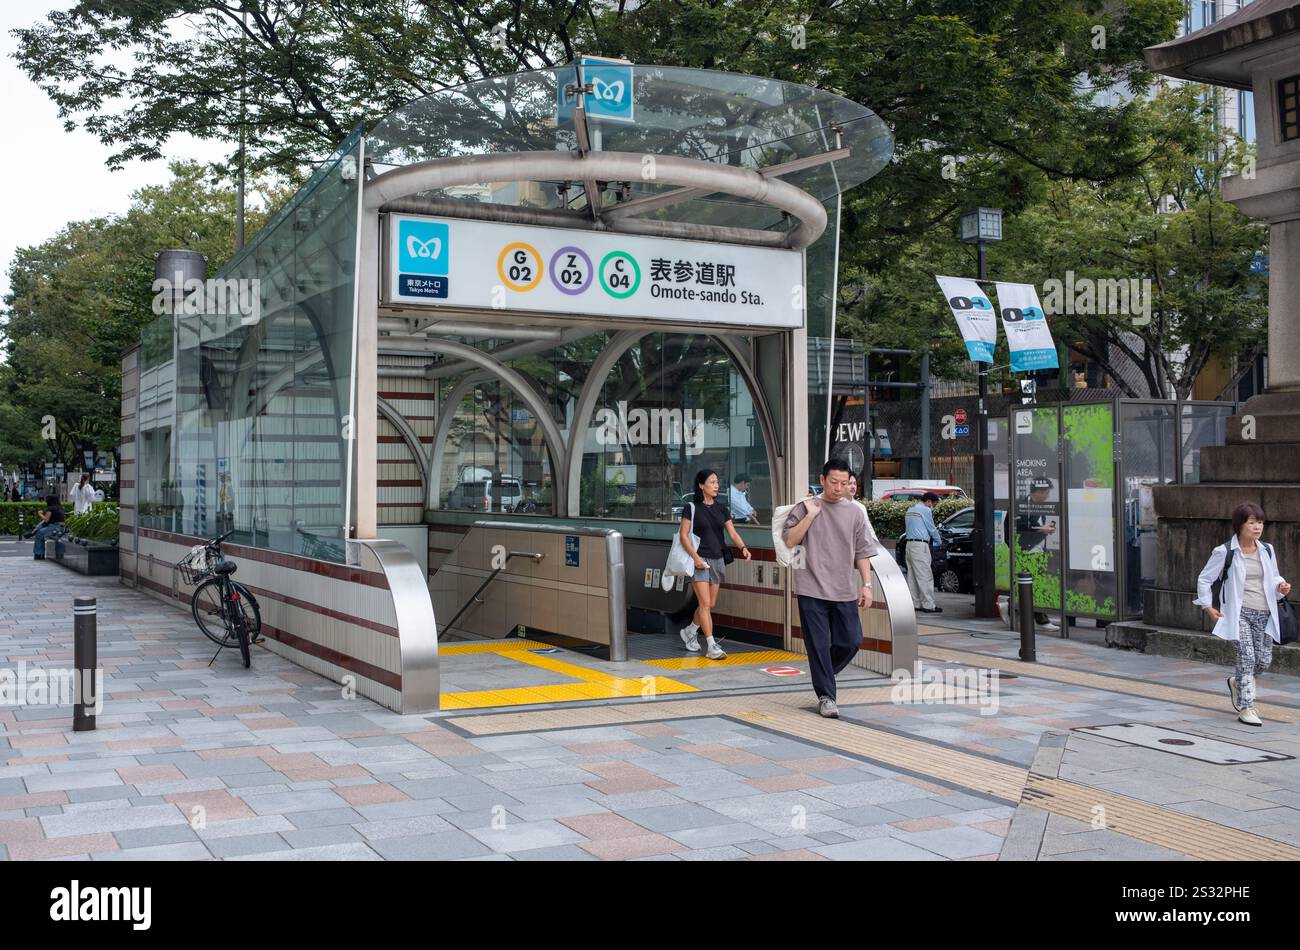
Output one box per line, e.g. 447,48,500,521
1180,403,1235,484
1120,403,1178,618
1011,406,1062,613
1062,403,1117,619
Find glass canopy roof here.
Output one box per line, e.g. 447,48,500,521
366,61,893,232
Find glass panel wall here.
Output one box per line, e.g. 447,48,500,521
139,130,362,562
436,377,555,515
1120,403,1178,617
1181,402,1234,483
577,333,772,522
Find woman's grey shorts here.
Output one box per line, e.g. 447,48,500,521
692,557,726,584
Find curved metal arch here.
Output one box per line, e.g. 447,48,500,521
364,151,828,249
376,396,429,497
413,339,568,515
564,331,782,518
427,371,489,510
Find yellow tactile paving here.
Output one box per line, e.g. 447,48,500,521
438,637,698,709
440,638,557,655
642,649,807,670
918,644,1300,723
737,705,1029,802
1024,773,1300,861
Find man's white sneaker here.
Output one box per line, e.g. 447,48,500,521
818,697,839,718
706,642,726,660
1039,620,1060,631
1238,706,1262,726
680,622,700,653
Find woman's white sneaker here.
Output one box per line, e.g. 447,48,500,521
1238,706,1262,726
679,622,701,653
706,642,726,660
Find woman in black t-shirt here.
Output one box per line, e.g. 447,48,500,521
679,469,751,660
33,495,66,560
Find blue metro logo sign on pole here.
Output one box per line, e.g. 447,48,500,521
994,282,1059,372
935,275,997,362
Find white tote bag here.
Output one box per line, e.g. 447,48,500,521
662,502,700,589
771,502,799,568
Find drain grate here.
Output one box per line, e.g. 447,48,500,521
1073,723,1293,765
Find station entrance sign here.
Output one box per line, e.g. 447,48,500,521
383,213,805,329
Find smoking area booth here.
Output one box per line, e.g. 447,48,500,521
119,60,918,714
1001,397,1237,630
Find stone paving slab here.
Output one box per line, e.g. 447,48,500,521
6,555,1300,860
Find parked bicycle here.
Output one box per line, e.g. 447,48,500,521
175,529,262,668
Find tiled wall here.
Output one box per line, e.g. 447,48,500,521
377,356,436,527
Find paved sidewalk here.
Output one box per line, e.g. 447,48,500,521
2,547,1299,860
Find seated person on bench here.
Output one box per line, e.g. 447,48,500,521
33,495,67,560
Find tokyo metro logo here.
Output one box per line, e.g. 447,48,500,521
398,219,449,276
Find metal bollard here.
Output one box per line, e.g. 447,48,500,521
73,597,97,731
1017,572,1036,662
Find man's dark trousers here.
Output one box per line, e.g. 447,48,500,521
796,595,863,702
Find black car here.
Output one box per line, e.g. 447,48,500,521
894,506,975,594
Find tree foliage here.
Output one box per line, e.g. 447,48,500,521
847,87,1268,399
0,163,283,468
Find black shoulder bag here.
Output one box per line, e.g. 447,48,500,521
1210,544,1235,612
1263,542,1297,645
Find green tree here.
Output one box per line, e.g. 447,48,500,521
15,1,1182,252
846,88,1268,399
0,162,282,470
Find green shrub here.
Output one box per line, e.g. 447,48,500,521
863,500,911,538
0,503,49,534
863,496,973,539
935,497,975,522
64,506,120,543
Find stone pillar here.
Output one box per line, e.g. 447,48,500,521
1271,217,1300,392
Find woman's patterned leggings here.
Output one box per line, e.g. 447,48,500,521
1236,607,1273,708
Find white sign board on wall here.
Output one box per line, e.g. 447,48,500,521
383,213,805,329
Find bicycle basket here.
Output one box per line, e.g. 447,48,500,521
175,545,217,585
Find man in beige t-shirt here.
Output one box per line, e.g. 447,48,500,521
783,459,877,718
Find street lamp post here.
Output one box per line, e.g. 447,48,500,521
959,207,1002,619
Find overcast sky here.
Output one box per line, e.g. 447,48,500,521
0,4,228,301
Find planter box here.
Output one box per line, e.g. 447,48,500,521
53,538,119,576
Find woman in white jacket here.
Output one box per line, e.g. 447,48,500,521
1194,503,1292,726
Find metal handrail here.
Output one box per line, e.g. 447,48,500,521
443,550,543,632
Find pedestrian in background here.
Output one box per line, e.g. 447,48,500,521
1195,503,1291,726
903,492,942,614
783,459,876,718
728,473,759,524
71,473,95,514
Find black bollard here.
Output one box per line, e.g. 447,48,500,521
73,597,97,731
1017,572,1036,662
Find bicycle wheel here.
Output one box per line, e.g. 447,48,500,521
192,578,236,646
233,616,251,668
230,582,262,643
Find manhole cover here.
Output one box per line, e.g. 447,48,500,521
1073,723,1293,764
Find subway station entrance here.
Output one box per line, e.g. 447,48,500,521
123,60,916,714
